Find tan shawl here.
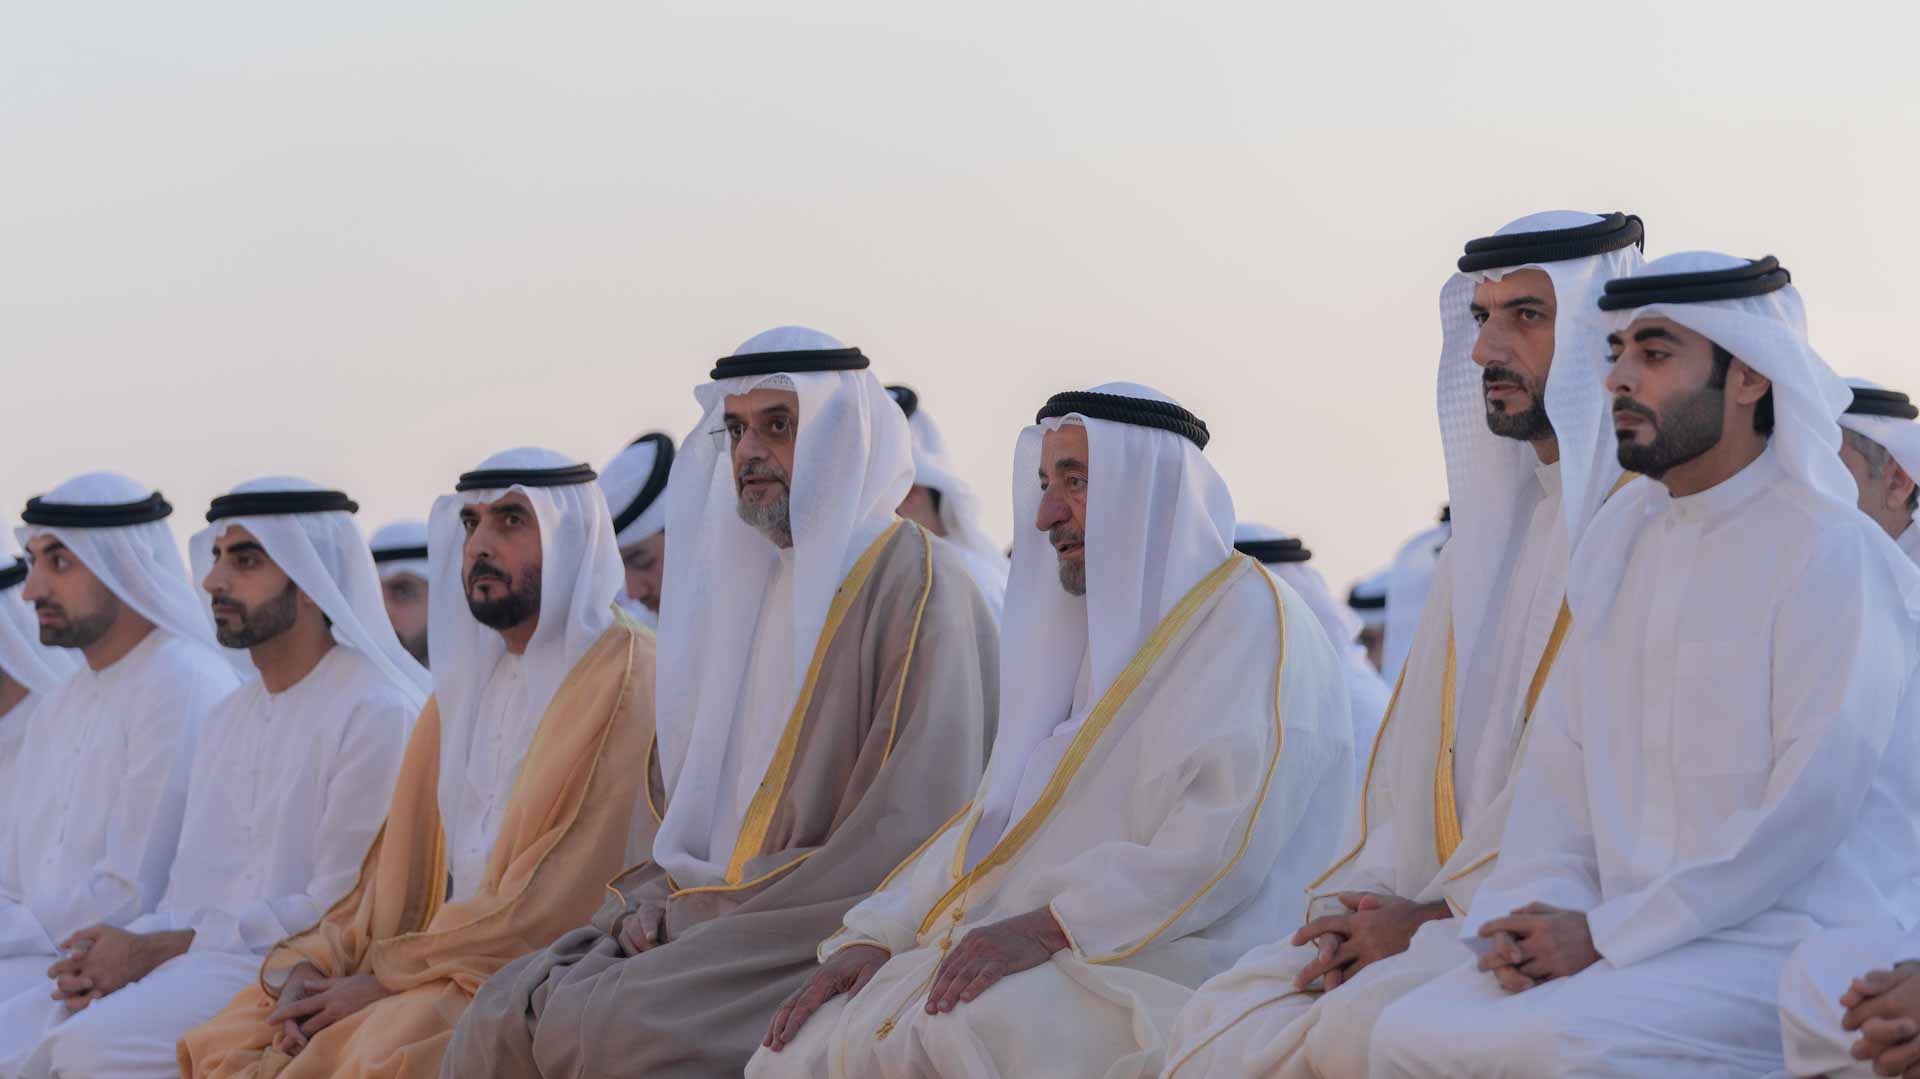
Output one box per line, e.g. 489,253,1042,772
178,618,658,1079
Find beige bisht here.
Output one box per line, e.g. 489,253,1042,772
178,616,659,1079
444,521,997,1077
1161,211,1645,1079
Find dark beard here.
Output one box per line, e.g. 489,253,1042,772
466,562,542,630
1482,364,1555,442
1615,383,1726,478
36,599,120,649
214,581,301,648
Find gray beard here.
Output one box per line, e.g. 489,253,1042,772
737,489,793,548
1057,558,1086,596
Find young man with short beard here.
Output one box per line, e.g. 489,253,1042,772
1370,253,1920,1077
0,474,239,1009
0,478,425,1078
180,449,659,1079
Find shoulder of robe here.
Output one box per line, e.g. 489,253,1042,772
1176,560,1286,659
592,610,659,692
915,523,996,618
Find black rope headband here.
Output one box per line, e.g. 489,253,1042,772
1235,537,1311,564
1036,391,1210,450
372,545,429,565
206,489,358,522
612,433,676,536
1597,256,1792,311
22,491,172,528
886,384,920,421
1847,386,1918,421
0,558,25,590
1457,212,1645,274
710,347,868,381
455,463,597,492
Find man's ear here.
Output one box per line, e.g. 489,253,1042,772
1730,359,1771,409
1887,461,1917,513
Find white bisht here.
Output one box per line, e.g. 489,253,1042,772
427,447,626,902
757,383,1354,1079
0,474,239,1000
1372,253,1920,1079
1841,378,1920,564
0,478,423,1076
1235,523,1389,786
888,383,1010,621
597,431,676,629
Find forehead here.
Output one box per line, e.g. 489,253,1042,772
212,523,259,549
723,387,801,417
1040,423,1090,468
462,490,537,518
1470,266,1556,308
1622,316,1710,349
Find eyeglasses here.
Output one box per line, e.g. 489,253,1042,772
708,412,799,452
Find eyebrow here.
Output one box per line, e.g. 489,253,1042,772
1633,327,1683,344
217,541,266,557
1606,332,1624,347
1502,296,1550,309
37,541,69,556
487,499,532,518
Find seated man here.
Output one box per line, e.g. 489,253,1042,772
888,383,1009,620
0,474,239,1005
441,327,998,1078
1162,211,1644,1079
1774,380,1920,1076
179,449,659,1079
594,432,675,628
749,383,1355,1079
0,478,424,1077
1370,253,1920,1077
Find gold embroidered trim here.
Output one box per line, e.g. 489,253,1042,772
881,523,936,761
1432,629,1463,864
914,555,1246,937
873,800,973,894
1304,657,1413,894
723,522,903,884
1088,564,1289,964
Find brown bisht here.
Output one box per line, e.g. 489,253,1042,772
177,618,659,1079
442,521,998,1078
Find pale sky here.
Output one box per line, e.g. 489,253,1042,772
5,2,1915,591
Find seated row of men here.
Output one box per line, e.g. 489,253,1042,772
0,210,1914,1079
